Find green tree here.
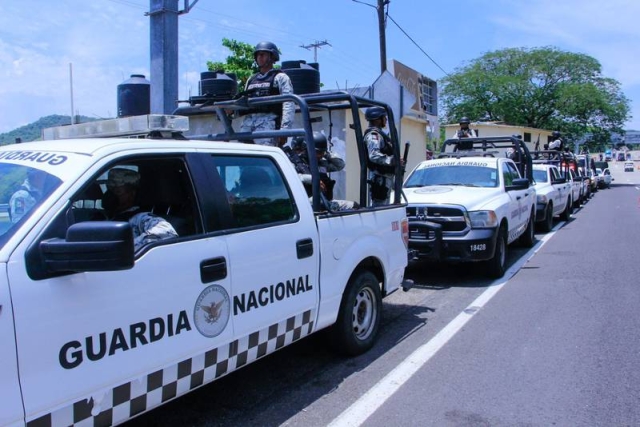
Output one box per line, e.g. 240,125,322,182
439,47,630,145
206,38,258,88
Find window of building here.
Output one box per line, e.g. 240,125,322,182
419,77,438,116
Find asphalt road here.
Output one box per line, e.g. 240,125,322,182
127,159,640,427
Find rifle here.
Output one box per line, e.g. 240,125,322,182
401,141,410,176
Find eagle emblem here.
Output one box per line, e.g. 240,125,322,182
201,300,225,323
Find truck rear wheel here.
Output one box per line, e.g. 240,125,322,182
333,270,382,356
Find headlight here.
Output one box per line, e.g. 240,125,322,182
468,210,498,228
537,194,548,204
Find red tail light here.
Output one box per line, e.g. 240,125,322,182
401,218,409,249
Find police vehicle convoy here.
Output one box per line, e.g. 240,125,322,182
0,92,411,426
401,136,537,278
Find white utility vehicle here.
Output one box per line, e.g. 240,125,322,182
0,92,411,427
402,136,537,278
532,163,572,232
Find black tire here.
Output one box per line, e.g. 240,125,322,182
573,193,582,208
560,197,572,221
332,270,382,356
519,209,535,247
540,203,553,232
485,225,507,278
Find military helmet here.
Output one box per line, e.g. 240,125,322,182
107,168,140,189
254,41,280,62
365,106,387,121
459,116,470,125
552,130,561,138
291,136,306,151
312,131,328,152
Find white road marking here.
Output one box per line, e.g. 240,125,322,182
328,226,560,427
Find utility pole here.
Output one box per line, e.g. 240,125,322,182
69,63,75,124
353,0,389,74
377,0,389,73
300,40,331,63
147,0,199,115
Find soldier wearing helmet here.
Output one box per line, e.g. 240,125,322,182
239,41,295,146
364,106,402,206
549,130,563,151
454,117,477,138
102,168,178,251
283,131,355,211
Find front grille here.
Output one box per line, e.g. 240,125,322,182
409,226,437,240
407,204,469,234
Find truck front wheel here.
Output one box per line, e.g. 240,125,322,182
333,270,382,356
485,225,507,278
519,209,535,248
540,203,553,232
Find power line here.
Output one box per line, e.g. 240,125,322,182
386,14,449,76
300,40,331,62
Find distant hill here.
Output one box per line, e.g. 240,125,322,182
0,115,103,145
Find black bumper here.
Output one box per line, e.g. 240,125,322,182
408,220,498,262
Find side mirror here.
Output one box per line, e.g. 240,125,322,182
40,221,134,273
506,178,530,191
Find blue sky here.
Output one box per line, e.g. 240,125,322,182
1,0,639,133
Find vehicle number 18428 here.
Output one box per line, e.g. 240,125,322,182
470,244,486,252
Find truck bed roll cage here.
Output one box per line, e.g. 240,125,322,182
184,91,404,211
439,135,534,183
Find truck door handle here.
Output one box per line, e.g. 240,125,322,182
200,257,227,284
516,196,522,200
297,238,314,259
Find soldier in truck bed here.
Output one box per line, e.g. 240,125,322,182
364,106,402,206
453,117,477,138
284,132,357,211
239,41,295,146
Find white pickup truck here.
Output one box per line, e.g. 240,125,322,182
0,92,410,426
402,136,537,278
531,163,572,232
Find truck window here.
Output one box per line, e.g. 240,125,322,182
208,155,296,228
503,162,521,186
0,164,61,248
68,157,200,244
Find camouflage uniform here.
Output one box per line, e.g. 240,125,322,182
365,127,396,206
128,212,178,251
240,72,295,146
9,178,41,223
284,143,356,211
106,168,178,251
453,128,477,138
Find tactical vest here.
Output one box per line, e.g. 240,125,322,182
364,127,396,175
283,147,335,199
242,69,283,117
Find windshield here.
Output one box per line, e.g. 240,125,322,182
533,169,548,183
0,163,62,249
405,165,498,188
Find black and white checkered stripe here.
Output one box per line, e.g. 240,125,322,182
27,309,315,427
